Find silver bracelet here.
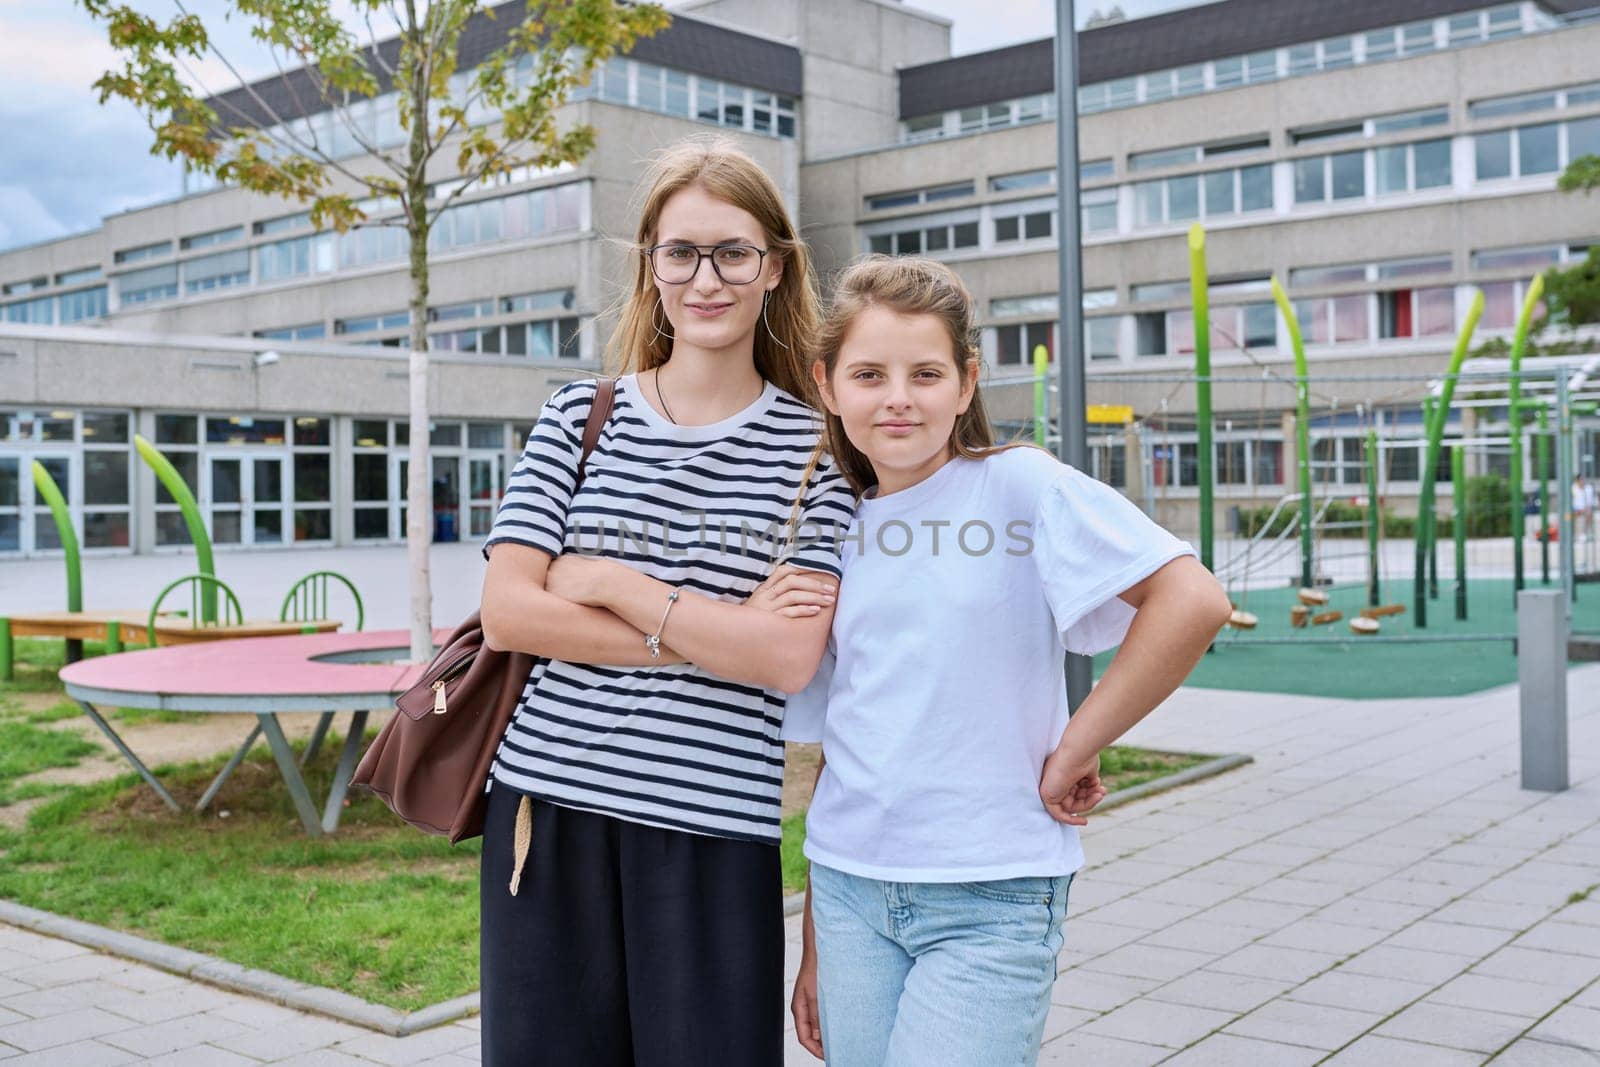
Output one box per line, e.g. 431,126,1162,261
646,589,680,660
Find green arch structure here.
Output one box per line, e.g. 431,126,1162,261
133,434,219,623
1413,289,1485,627
30,461,82,615
1269,278,1315,589
1507,274,1546,603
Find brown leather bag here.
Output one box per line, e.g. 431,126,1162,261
352,378,617,843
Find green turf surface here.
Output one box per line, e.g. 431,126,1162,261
1093,577,1596,700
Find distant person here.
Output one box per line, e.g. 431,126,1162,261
1574,473,1596,544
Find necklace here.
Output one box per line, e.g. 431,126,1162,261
654,367,677,424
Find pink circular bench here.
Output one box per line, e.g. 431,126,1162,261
59,628,454,835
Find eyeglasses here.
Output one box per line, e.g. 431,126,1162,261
644,243,769,285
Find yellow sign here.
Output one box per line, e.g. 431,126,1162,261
1087,404,1134,425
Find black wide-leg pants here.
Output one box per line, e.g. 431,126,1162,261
478,785,785,1067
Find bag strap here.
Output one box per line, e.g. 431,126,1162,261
576,377,616,484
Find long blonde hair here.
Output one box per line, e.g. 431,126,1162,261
605,136,821,403
816,255,1029,497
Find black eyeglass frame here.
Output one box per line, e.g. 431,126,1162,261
642,242,772,285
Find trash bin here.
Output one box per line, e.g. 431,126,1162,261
434,510,458,543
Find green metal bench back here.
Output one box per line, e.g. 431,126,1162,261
147,573,244,646
279,570,365,631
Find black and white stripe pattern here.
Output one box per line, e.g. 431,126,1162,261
481,375,854,844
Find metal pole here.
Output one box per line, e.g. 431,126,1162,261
1558,367,1575,611
1054,0,1091,711
1539,405,1551,585
1518,589,1569,792
1189,225,1214,574
1453,443,1467,621
1368,429,1380,608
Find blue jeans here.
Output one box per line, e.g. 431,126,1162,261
810,863,1073,1067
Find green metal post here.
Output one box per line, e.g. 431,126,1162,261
1539,405,1551,585
1508,275,1544,601
1453,444,1467,620
134,435,217,622
0,618,11,683
1189,225,1214,572
31,461,83,663
1367,429,1380,608
105,619,122,655
1032,343,1049,446
1413,290,1484,626
1270,279,1314,588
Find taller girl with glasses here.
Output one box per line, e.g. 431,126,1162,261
476,137,853,1067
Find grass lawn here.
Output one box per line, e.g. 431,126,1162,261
0,743,482,1012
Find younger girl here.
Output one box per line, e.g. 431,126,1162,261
773,256,1231,1066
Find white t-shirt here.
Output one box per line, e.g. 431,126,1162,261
783,447,1196,882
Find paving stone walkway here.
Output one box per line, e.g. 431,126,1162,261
1,667,1596,1065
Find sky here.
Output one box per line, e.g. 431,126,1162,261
0,0,1197,254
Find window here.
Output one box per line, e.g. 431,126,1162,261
1376,255,1452,279
990,169,1053,193
1380,287,1455,338
1322,37,1353,70
1476,120,1592,181
866,182,975,211
112,241,171,265
1130,145,1199,172
1288,44,1318,76
1087,318,1119,360
867,211,981,255
1402,21,1436,54
116,264,178,305
1373,108,1449,135
1294,151,1365,203
252,212,310,237
179,226,243,252
182,248,250,293
1365,29,1398,61
55,266,102,286
1133,164,1268,228
1487,5,1521,38
340,223,408,269
1082,188,1118,234
904,114,944,142
255,323,325,341
1213,57,1243,88
1449,13,1482,46
58,286,107,324
995,322,1054,366
1135,312,1168,356
1375,139,1452,195
336,311,410,335
1291,263,1366,289
1470,91,1559,120
1245,51,1277,83
256,233,333,282
1472,245,1563,271
2,296,53,324
994,209,1053,244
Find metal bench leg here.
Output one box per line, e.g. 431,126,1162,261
197,722,263,812
256,713,323,836
74,699,180,812
301,711,335,766
1,617,12,682
321,710,370,833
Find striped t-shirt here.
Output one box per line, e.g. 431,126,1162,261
480,373,855,844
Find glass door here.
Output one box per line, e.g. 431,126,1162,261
0,453,19,553
204,451,288,546
392,455,464,542
468,454,501,538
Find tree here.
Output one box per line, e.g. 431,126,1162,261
1558,154,1600,195
82,0,669,662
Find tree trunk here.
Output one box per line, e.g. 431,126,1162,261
404,20,434,665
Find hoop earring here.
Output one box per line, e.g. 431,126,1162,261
762,290,789,350
651,296,674,343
